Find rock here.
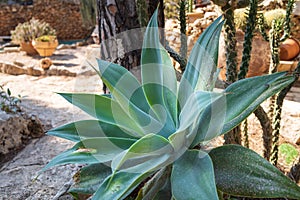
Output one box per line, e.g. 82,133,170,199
13,60,25,67
193,18,203,27
296,137,300,145
57,44,77,50
46,66,59,76
204,11,218,19
1,62,26,75
0,111,44,161
26,66,43,76
57,69,76,77
0,0,92,40
165,19,178,30
3,47,20,53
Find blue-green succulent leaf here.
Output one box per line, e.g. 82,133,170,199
96,59,165,130
47,120,138,142
135,167,171,200
222,72,294,133
69,163,111,196
111,133,173,174
179,91,224,132
169,91,224,152
172,150,218,200
58,93,144,137
141,10,178,129
42,137,136,172
178,16,223,111
191,72,295,146
209,145,300,199
92,171,152,200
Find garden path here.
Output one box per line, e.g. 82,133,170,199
0,73,102,199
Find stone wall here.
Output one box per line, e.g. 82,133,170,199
165,4,221,57
292,15,300,40
0,0,93,40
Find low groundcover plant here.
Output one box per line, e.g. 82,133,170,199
42,11,300,200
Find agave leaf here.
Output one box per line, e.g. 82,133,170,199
222,73,294,133
191,72,295,146
179,91,224,132
47,120,138,142
96,60,165,129
136,166,171,200
171,150,218,200
153,177,172,200
209,145,300,199
69,163,111,196
169,91,224,152
111,134,173,173
59,93,144,137
92,171,152,200
178,16,223,110
42,137,136,172
141,10,178,129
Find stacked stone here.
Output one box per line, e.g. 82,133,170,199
292,15,300,40
165,4,220,56
0,0,92,40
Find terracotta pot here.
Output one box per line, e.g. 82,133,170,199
32,39,58,57
20,42,38,55
279,38,300,61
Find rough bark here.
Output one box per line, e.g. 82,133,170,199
97,0,142,93
96,0,164,93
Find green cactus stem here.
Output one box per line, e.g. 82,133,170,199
222,3,241,145
165,43,187,72
238,0,258,80
254,106,273,160
188,0,193,13
270,62,300,166
267,19,281,135
222,5,238,84
269,19,282,74
136,0,149,27
237,0,258,146
180,0,188,62
269,0,295,165
241,119,249,148
280,0,295,42
224,125,242,145
257,13,270,42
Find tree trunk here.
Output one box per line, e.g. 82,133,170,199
96,0,164,93
97,0,141,69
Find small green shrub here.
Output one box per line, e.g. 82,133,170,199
234,8,247,30
234,8,286,31
279,143,299,165
11,18,56,44
43,11,300,199
0,86,21,113
35,35,57,42
264,9,286,29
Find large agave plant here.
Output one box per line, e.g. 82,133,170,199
43,11,300,199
